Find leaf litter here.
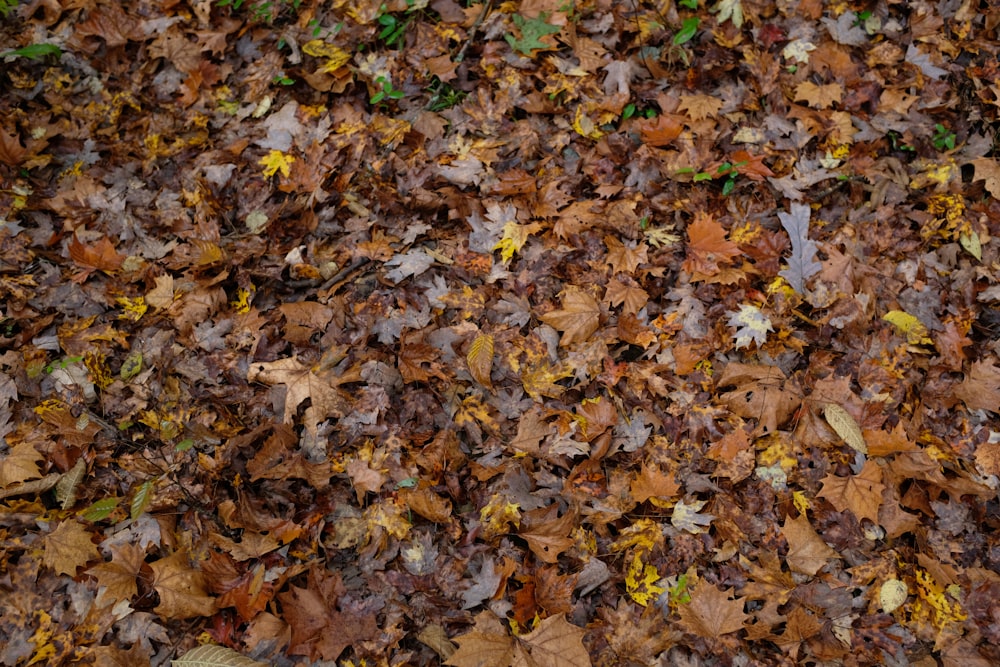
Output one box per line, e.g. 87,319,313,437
0,0,999,665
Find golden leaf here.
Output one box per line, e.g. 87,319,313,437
467,333,494,390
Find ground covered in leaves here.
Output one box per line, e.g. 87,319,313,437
1,0,1000,665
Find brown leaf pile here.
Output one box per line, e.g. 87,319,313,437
1,0,1000,665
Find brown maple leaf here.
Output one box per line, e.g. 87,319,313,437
818,460,885,524
781,513,840,576
69,235,125,274
88,542,146,606
540,287,601,347
42,518,101,576
683,213,741,278
678,584,749,638
150,550,217,619
445,612,591,667
953,359,1000,413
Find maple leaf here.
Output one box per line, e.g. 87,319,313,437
794,81,844,109
0,441,44,486
540,287,601,347
711,0,744,28
727,304,773,349
494,221,543,264
604,235,648,274
42,519,101,576
626,552,665,607
678,584,749,638
953,360,1000,413
88,542,145,606
505,12,561,56
818,460,885,523
150,550,217,619
781,514,839,576
69,234,125,273
446,612,591,667
385,248,435,283
259,149,295,178
683,213,741,277
672,498,715,534
246,357,348,435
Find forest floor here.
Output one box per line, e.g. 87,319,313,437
1,0,1000,665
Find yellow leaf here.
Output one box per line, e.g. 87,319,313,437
116,296,147,322
625,552,665,607
880,578,907,613
823,404,867,454
480,496,521,539
259,149,295,178
467,333,494,390
882,310,932,345
493,221,542,264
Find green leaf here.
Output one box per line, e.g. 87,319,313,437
673,17,700,45
505,12,561,56
80,497,120,522
1,43,62,60
131,480,154,520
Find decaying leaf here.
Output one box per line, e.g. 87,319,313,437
823,404,867,454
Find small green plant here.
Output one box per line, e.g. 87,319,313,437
673,17,700,46
679,0,698,8
932,123,956,151
0,0,18,17
216,0,301,23
887,131,915,152
377,1,416,48
371,76,404,104
45,355,84,374
272,72,295,86
426,78,466,111
1,43,62,60
680,160,747,196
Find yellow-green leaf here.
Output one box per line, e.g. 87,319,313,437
823,404,867,454
80,497,120,522
131,480,154,520
882,310,932,345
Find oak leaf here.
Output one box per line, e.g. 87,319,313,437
678,584,749,638
818,460,885,523
540,287,601,346
42,519,101,576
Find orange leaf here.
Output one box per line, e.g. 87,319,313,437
69,235,124,273
150,550,218,619
636,114,683,146
683,213,741,277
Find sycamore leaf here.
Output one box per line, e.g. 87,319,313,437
727,304,773,349
777,203,821,294
385,249,435,283
541,288,601,346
